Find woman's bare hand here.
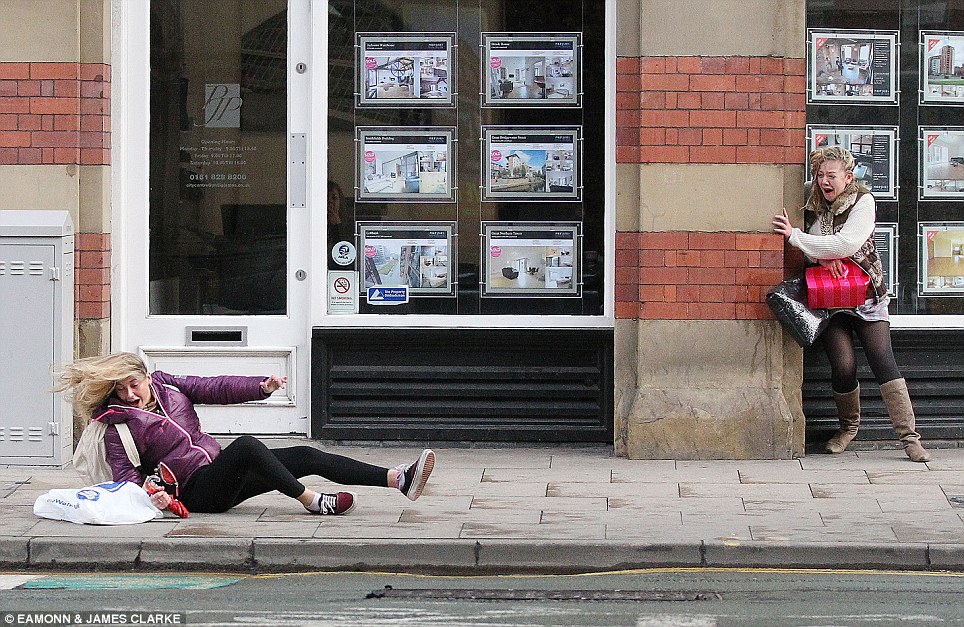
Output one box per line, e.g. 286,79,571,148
150,490,172,510
772,208,793,239
261,375,287,394
818,258,848,279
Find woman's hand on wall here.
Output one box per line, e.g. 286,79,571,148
772,208,793,239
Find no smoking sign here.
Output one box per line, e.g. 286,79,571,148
327,271,358,314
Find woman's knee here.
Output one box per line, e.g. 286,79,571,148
233,434,260,447
228,434,270,458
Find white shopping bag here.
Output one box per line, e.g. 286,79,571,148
33,481,163,525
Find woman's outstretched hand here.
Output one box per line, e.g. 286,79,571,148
772,208,793,239
260,375,287,394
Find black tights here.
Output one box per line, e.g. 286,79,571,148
820,314,902,394
180,435,390,513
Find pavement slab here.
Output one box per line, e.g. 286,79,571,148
679,483,815,500
738,469,870,484
482,467,613,483
609,496,748,514
548,481,679,498
868,470,964,484
314,521,465,539
749,525,900,543
460,521,607,540
5,447,964,572
743,497,883,514
612,467,742,483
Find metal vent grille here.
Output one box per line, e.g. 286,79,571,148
313,328,613,442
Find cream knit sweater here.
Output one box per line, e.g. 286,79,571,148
787,193,875,261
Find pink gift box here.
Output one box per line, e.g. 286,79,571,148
805,261,871,309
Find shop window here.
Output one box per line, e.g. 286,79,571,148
326,0,606,316
148,1,289,315
806,1,964,316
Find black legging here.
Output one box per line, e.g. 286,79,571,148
179,435,390,513
820,313,902,394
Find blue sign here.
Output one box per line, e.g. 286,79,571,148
367,286,409,305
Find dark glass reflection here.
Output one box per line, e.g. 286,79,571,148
149,0,287,314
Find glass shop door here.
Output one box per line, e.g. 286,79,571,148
119,0,312,434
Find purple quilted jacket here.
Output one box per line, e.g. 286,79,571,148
93,371,269,487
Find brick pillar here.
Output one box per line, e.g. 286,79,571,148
613,0,806,459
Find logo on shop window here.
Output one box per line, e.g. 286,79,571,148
202,84,242,128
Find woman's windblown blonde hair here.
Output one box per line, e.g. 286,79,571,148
54,352,148,418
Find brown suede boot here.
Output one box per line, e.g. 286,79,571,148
880,378,931,463
826,385,860,454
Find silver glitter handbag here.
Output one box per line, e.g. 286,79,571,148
766,273,830,347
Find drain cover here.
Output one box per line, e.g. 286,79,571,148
948,495,964,508
367,587,721,602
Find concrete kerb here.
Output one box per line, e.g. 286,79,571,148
139,538,254,568
0,538,29,565
474,541,703,571
703,540,932,570
252,539,479,571
28,537,142,568
0,538,962,572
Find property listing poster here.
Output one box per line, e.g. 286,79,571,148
357,33,455,107
919,127,964,200
357,222,456,296
809,30,898,104
482,127,580,201
482,33,581,107
807,126,898,199
919,222,964,296
920,31,964,105
356,127,455,202
482,222,580,297
874,223,897,297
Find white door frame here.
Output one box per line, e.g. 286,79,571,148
111,0,313,435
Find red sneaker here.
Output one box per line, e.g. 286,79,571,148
309,491,356,515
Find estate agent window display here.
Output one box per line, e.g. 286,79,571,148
806,3,964,317
328,0,603,317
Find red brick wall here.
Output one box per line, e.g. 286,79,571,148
615,232,785,320
0,62,110,166
75,233,111,320
616,55,803,321
0,62,112,322
616,56,805,165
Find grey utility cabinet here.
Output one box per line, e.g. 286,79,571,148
0,210,74,466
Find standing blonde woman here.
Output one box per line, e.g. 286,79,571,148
57,353,435,514
772,146,930,462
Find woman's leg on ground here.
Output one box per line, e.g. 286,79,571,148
180,435,307,513
821,315,859,393
268,447,390,486
852,318,902,385
227,446,391,507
